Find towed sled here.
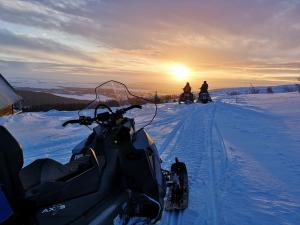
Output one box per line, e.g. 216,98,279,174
178,92,194,104
0,80,188,225
197,92,212,104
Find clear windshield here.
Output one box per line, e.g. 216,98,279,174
78,80,157,131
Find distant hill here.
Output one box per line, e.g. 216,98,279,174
16,89,90,106
16,89,90,112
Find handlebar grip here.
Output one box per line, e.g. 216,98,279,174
62,119,80,127
116,105,142,115
128,105,142,110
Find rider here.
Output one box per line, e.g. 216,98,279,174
200,81,208,93
183,82,192,93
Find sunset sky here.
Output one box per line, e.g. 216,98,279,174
0,0,300,92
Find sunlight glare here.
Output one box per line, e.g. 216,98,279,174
169,64,191,81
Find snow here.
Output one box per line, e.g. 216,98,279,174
52,93,115,101
52,93,96,100
0,91,299,224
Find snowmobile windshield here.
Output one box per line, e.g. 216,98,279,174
78,80,157,131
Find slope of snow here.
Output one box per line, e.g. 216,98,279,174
0,110,91,165
213,93,300,225
0,92,299,224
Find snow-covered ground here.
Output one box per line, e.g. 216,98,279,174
0,92,299,225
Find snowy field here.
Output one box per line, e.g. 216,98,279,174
0,92,299,225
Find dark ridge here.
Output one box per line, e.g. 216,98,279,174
16,89,90,112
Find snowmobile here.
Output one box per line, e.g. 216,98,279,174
197,92,212,104
0,80,188,225
178,92,194,104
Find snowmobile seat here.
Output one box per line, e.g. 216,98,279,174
20,154,104,207
0,126,25,212
0,126,104,208
19,156,92,190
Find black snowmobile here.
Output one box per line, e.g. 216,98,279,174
0,80,188,225
197,92,212,104
178,92,194,104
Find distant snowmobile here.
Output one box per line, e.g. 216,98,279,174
197,92,212,104
178,92,194,104
198,81,212,104
0,80,188,225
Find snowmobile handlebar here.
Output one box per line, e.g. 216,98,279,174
62,119,80,127
115,104,142,115
62,104,142,127
62,116,95,127
94,103,142,119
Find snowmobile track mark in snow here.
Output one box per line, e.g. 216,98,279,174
160,103,227,225
159,118,186,156
214,122,229,171
206,103,220,225
160,105,201,225
159,105,198,161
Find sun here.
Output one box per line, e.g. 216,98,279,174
169,64,191,81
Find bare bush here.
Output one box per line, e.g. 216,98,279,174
283,86,295,92
162,94,178,103
266,86,273,94
249,84,260,94
154,91,161,104
296,84,300,93
227,91,240,96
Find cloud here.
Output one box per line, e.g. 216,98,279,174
0,28,96,63
0,0,299,89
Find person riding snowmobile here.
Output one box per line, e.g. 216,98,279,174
198,81,212,103
200,81,208,93
183,82,192,93
179,82,194,104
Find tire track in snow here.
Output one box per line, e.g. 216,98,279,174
214,122,229,172
158,103,227,225
158,105,197,161
158,118,186,157
156,105,200,225
159,104,207,225
205,103,220,225
213,116,229,225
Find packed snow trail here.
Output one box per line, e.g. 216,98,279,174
151,103,226,225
